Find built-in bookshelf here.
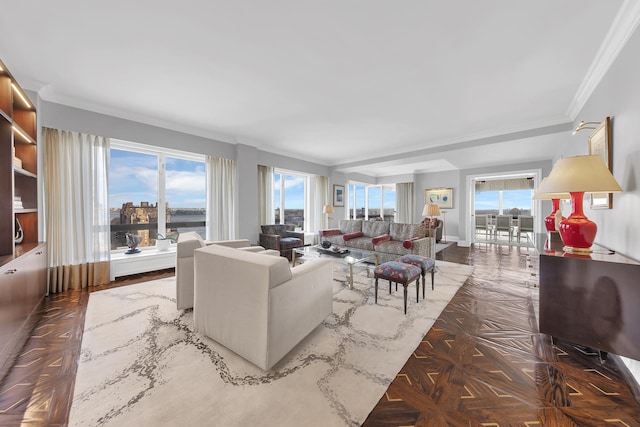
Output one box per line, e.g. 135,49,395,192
0,58,47,384
0,58,39,264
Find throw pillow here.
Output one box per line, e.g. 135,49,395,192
321,229,341,237
342,231,364,241
402,236,421,249
371,234,391,246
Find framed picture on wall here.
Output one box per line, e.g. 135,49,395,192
424,187,453,209
588,117,612,209
333,184,345,207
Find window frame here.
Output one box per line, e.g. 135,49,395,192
273,168,308,229
109,139,207,252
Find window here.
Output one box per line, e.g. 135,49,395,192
348,182,396,221
274,170,306,228
474,190,532,216
109,141,206,250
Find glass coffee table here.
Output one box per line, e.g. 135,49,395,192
293,245,378,289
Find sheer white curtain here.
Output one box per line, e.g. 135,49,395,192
396,182,414,224
257,165,274,226
206,156,236,241
306,175,329,232
44,127,110,293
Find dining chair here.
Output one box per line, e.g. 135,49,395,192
494,215,513,241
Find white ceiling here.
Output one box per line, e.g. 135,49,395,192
1,1,635,176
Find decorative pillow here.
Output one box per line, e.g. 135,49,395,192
342,231,364,241
371,234,391,246
402,236,421,249
321,229,341,237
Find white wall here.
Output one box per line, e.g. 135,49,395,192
557,23,640,382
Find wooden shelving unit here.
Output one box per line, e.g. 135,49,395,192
0,58,39,260
0,58,47,383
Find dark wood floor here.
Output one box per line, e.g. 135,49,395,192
1,244,639,426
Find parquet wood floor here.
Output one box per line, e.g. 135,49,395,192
1,246,639,426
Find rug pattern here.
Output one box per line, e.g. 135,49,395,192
69,261,473,426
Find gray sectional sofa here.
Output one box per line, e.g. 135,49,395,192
319,219,434,262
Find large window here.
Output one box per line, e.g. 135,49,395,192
109,141,206,250
348,182,396,221
274,170,306,228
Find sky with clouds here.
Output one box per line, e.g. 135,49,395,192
109,149,206,209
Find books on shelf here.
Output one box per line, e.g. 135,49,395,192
14,196,23,210
13,156,22,169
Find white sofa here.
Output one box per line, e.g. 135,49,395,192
175,232,279,310
193,244,333,370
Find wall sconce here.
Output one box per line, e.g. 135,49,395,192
572,121,600,135
537,155,622,253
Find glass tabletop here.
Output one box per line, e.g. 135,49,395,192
296,245,377,265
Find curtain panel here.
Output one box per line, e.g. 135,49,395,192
396,182,414,224
475,178,534,192
206,156,237,241
257,165,274,227
43,128,111,293
306,175,329,232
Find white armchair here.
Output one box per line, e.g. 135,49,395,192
193,244,333,370
175,232,278,310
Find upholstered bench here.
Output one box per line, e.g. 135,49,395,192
397,254,435,299
374,261,422,314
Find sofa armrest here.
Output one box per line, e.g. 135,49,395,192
408,236,435,258
259,233,281,250
268,258,333,368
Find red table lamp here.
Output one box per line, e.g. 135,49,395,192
532,177,570,232
538,155,622,253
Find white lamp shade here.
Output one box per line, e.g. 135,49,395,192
323,204,334,214
541,155,622,194
422,203,440,217
532,177,571,200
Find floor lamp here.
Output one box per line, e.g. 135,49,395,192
323,204,334,229
441,211,447,243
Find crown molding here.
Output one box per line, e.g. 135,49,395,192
37,89,239,145
567,0,640,119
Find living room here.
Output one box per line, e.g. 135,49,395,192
2,1,640,425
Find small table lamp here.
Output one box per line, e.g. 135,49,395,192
323,204,334,228
538,155,622,253
422,203,441,237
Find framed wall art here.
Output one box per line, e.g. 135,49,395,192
424,187,453,209
588,117,612,209
333,184,345,207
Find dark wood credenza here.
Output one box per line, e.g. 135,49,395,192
532,233,640,360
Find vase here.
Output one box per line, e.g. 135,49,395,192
156,239,171,251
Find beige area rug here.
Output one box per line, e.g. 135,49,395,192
69,260,473,427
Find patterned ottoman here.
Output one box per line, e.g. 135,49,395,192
374,261,422,314
397,254,436,298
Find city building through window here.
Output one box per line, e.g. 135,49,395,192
109,141,206,250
